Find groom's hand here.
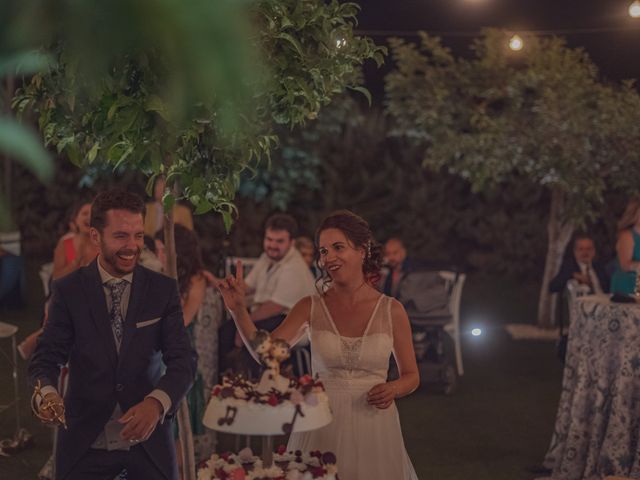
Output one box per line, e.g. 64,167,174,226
119,397,163,443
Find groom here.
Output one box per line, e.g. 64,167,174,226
29,189,195,480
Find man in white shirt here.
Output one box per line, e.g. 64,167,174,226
219,213,316,372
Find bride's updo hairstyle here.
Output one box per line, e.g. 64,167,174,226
315,210,383,286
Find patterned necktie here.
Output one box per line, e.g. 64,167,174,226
107,279,128,343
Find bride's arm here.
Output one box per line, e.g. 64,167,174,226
217,264,310,363
227,297,311,364
271,297,311,346
367,299,420,409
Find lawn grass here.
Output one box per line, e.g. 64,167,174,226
0,265,563,479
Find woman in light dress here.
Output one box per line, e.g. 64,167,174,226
217,210,419,480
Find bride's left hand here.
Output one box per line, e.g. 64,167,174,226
367,383,396,409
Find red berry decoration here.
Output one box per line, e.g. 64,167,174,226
276,444,287,455
267,394,279,406
321,452,337,465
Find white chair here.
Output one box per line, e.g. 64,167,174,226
440,271,466,376
224,256,259,276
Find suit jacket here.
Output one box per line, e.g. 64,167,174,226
29,260,195,480
548,256,610,294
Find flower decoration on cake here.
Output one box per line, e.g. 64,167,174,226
197,448,339,480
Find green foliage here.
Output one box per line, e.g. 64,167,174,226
0,49,54,228
385,29,640,226
13,0,385,227
231,94,552,277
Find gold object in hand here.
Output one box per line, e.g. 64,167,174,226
31,380,67,429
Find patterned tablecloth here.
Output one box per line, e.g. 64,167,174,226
543,294,640,480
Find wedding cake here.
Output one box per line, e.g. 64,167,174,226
202,331,332,435
197,446,339,480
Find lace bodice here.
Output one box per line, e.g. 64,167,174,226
308,294,394,382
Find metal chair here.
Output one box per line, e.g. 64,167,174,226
441,271,466,376
224,256,259,276
402,270,466,394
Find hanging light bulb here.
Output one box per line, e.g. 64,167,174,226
509,34,524,51
629,1,640,18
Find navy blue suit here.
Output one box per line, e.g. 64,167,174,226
29,260,195,480
548,256,610,294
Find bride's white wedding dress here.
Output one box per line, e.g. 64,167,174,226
288,294,419,480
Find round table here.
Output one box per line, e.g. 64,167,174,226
543,294,640,479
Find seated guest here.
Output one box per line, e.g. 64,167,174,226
0,240,24,309
610,198,640,295
144,176,194,236
381,238,430,297
138,235,165,273
18,200,100,361
218,213,316,374
295,235,319,278
549,233,609,294
52,200,100,280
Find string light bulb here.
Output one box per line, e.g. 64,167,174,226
336,38,346,49
630,1,640,18
509,34,524,51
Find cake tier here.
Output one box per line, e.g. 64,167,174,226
203,392,332,435
197,448,338,480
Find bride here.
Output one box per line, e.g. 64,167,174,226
217,210,420,479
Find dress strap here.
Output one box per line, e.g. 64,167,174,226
386,295,394,336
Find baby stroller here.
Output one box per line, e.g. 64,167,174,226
396,270,466,395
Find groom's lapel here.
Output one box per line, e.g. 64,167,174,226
118,265,148,369
82,260,118,370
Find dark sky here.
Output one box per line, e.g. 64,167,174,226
357,0,640,99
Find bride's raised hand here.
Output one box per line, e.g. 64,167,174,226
215,261,247,313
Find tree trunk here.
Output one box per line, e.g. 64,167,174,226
163,206,196,480
537,188,575,328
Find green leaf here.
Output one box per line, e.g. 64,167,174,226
222,210,233,233
0,117,52,182
113,145,134,170
348,86,372,106
162,192,175,212
145,95,171,122
194,200,213,215
276,33,305,58
86,142,100,163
